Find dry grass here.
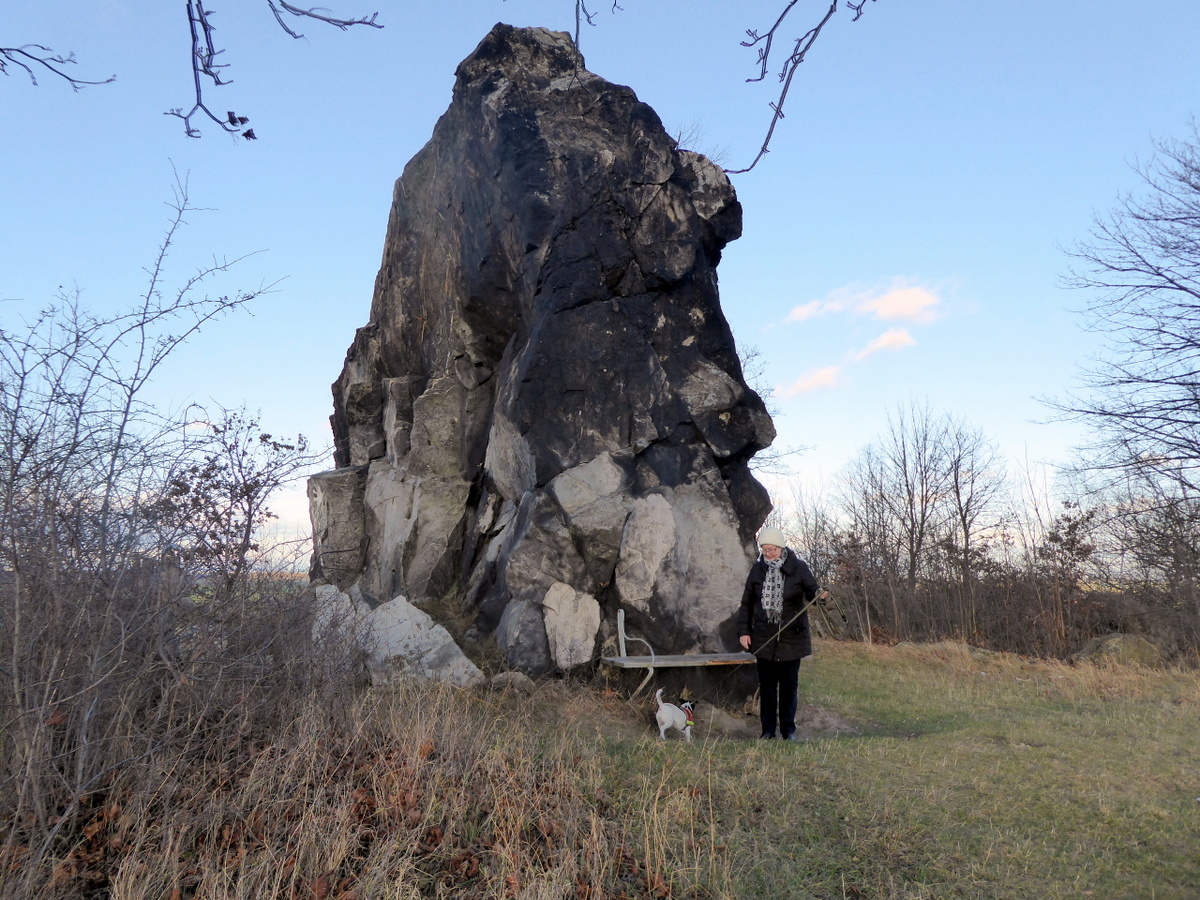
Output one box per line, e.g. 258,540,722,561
4,640,1199,900
2,681,724,900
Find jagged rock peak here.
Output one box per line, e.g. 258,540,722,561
308,23,775,682
455,23,585,89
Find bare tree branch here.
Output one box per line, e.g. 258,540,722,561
166,0,382,139
8,0,869,156
1056,122,1200,493
727,0,875,174
560,0,877,172
0,44,114,90
165,0,241,139
267,1,382,40
7,2,381,140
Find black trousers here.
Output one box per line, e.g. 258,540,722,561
756,657,802,738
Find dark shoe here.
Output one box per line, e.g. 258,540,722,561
783,733,800,742
760,733,776,740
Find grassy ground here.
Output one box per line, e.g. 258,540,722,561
607,640,1200,899
5,640,1198,899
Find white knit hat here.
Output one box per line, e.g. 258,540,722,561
757,526,787,549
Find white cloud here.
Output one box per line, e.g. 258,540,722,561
779,366,842,397
783,281,941,329
773,280,938,398
786,300,823,322
855,285,940,323
854,328,917,360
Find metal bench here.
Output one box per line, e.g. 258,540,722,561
601,609,756,697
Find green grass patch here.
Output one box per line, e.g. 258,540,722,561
597,640,1200,898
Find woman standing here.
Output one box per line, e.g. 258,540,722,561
737,526,826,741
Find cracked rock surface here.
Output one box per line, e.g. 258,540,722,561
309,23,775,679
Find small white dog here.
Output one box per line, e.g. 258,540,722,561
655,688,695,742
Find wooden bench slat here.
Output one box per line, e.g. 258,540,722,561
601,652,755,669
606,611,754,696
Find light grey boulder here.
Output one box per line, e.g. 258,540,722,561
615,451,750,651
484,412,538,504
614,493,675,613
549,452,629,516
364,594,485,688
309,583,371,676
549,453,634,586
542,581,602,670
497,491,595,601
361,462,470,607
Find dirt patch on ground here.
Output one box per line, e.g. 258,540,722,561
506,681,863,743
690,702,862,742
794,705,863,739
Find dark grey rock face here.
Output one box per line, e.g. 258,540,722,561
309,23,775,676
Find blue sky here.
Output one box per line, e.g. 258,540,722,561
3,1,1199,526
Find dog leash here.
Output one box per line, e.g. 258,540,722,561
750,591,827,658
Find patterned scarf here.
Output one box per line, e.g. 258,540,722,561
762,550,787,624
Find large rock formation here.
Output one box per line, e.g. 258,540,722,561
308,23,775,678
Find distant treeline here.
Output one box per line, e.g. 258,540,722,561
768,403,1200,662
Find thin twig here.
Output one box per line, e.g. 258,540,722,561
0,44,114,89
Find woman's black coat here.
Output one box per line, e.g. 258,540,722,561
737,549,819,662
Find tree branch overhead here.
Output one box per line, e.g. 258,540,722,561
728,0,876,174
167,0,383,139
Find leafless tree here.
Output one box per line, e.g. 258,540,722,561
844,402,953,595
1030,500,1103,656
1091,471,1200,652
152,405,323,598
0,180,331,882
940,416,1008,633
837,402,1010,641
1060,122,1200,493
